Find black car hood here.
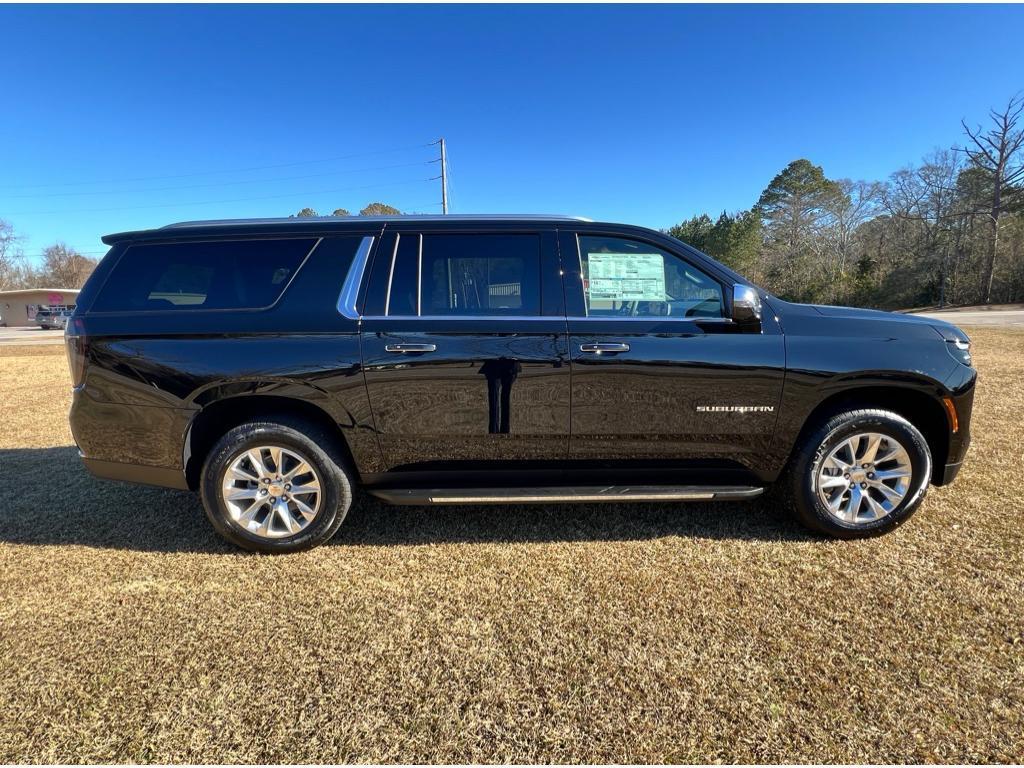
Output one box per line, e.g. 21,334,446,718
766,298,969,341
813,303,932,322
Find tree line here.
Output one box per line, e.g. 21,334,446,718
668,95,1024,309
0,225,99,290
291,202,403,218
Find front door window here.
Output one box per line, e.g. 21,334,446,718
577,235,724,319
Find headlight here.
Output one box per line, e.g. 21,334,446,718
945,337,972,367
931,324,972,367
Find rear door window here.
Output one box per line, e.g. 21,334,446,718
383,233,541,317
91,238,317,312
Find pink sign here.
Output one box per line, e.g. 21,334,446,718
47,292,64,305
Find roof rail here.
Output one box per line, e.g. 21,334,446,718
160,213,593,229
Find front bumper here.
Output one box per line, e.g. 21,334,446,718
936,363,976,485
939,459,964,486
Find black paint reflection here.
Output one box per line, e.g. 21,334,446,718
479,357,522,434
359,325,571,469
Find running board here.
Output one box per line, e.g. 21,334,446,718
368,485,764,506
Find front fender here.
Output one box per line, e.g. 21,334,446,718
766,331,962,477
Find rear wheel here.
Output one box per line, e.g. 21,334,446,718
200,417,353,553
783,408,932,538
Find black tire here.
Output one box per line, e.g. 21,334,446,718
200,416,353,553
781,408,932,538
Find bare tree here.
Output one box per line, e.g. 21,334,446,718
0,220,18,289
0,219,38,291
918,151,965,306
821,179,884,301
960,95,1024,303
883,151,964,306
40,243,98,288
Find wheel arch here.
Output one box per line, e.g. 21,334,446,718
789,386,951,485
184,393,357,491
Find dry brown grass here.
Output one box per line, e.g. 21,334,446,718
1,329,1022,763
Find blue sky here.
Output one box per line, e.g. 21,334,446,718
2,4,1022,262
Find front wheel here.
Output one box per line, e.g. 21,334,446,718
783,408,932,538
200,417,353,553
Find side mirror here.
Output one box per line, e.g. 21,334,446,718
731,284,762,327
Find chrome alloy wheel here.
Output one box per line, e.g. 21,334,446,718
815,432,913,525
220,445,322,539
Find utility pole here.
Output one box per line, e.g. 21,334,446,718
439,137,449,214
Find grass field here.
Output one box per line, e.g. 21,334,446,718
1,329,1022,763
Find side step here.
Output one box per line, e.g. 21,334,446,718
367,485,764,506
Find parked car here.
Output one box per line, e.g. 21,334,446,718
67,215,975,552
37,308,73,330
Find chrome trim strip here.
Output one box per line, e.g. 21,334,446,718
368,485,765,505
336,236,375,320
428,491,718,503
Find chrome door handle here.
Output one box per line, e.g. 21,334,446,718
384,343,437,354
580,342,630,354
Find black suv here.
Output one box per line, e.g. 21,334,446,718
67,215,975,552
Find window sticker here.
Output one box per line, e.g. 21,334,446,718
587,252,666,302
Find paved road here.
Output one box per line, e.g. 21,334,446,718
0,326,65,345
910,308,1024,328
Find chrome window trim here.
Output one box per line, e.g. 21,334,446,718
336,236,375,320
361,314,731,323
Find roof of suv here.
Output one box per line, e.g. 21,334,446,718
102,214,595,244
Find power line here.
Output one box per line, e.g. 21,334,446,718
2,160,435,200
429,138,449,214
0,142,437,191
440,138,448,214
9,177,436,216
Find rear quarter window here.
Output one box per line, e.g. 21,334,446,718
91,238,317,312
